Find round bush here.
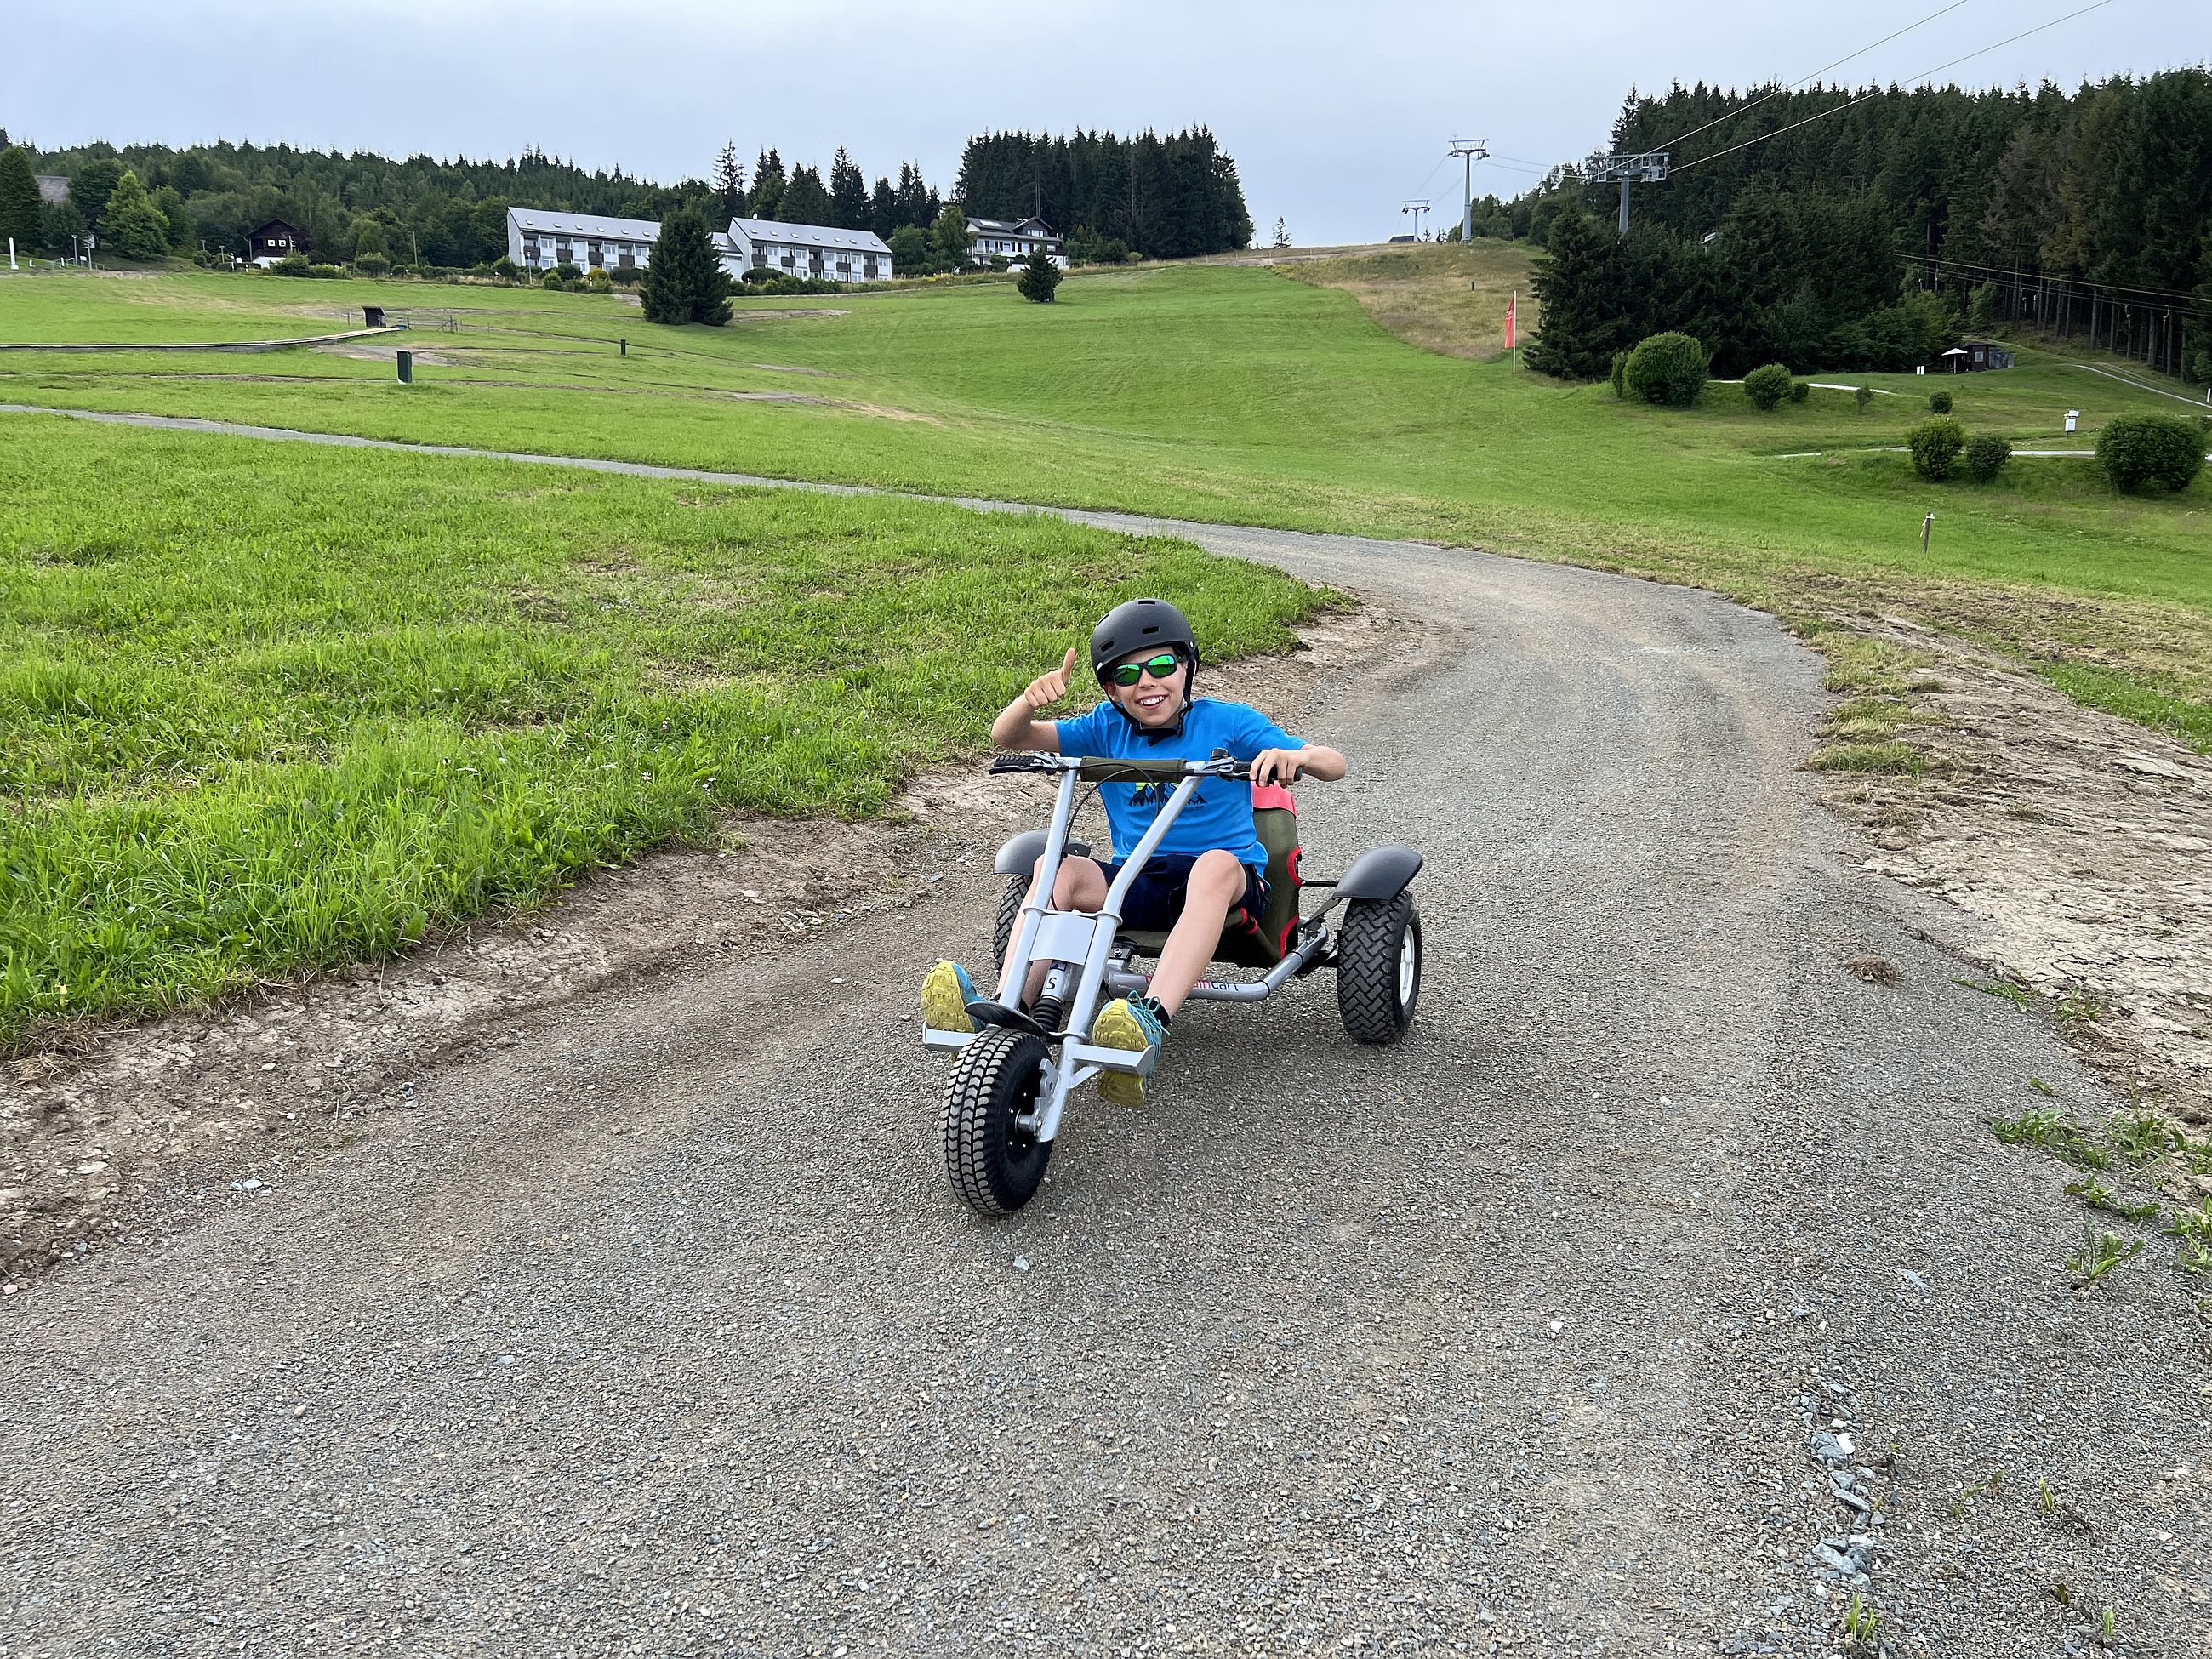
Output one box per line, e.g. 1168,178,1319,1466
1927,389,1953,414
1787,379,1810,404
1907,415,1967,481
1743,362,1793,411
351,252,391,277
584,266,613,294
539,269,562,290
1622,332,1709,407
2096,413,2206,493
1962,432,2010,482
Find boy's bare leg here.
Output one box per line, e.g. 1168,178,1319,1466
1143,850,1248,1017
1010,854,1108,1005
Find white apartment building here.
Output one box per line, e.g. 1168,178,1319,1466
505,207,659,273
720,217,894,283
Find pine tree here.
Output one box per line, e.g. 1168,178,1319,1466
641,207,732,325
869,176,898,238
1270,216,1289,249
712,141,745,222
1527,202,1634,379
750,149,785,219
1016,247,1061,303
0,146,43,254
779,164,831,226
893,162,934,230
100,169,173,260
829,149,868,229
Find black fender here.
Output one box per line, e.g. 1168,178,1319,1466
993,831,1092,875
1332,845,1423,905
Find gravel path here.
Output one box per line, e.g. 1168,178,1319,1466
3,408,2208,1656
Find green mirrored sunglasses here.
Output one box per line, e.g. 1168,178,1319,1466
1109,651,1184,687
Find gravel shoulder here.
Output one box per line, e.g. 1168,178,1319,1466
2,427,2209,1656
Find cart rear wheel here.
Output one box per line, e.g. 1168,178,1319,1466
943,1026,1052,1216
1336,891,1421,1044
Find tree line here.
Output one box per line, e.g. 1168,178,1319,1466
0,122,1257,275
1522,68,2212,381
955,128,1251,259
0,130,956,271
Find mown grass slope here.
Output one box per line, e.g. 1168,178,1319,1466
0,414,1319,1048
3,260,2207,742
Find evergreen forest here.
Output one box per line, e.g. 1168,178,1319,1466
1522,68,2212,382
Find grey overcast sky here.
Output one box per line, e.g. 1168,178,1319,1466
4,0,2193,245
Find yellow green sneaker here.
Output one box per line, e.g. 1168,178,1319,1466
921,961,978,1032
1089,995,1168,1108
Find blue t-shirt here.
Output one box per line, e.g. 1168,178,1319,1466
1055,697,1302,869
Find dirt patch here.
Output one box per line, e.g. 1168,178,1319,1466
0,606,1405,1291
1815,617,2212,1154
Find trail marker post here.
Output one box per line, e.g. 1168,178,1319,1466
1921,513,1935,556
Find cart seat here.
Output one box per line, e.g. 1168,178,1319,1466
1120,784,1303,970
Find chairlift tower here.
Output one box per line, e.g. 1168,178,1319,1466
1401,201,1431,241
1448,139,1490,242
1587,151,1669,237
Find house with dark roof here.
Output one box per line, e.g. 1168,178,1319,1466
248,219,306,266
965,216,1064,268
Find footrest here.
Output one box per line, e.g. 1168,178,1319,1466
1063,1040,1157,1077
921,1026,977,1053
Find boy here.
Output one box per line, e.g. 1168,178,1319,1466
922,597,1346,1105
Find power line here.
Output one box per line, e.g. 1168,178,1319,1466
1647,0,1978,153
1672,0,2120,174
1897,250,2212,309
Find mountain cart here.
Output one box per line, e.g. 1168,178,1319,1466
923,750,1423,1215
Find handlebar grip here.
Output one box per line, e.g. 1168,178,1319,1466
988,753,1054,774
1075,759,1195,783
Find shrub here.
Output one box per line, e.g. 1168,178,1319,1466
2095,413,2205,493
1622,332,1708,406
1855,386,1873,415
1907,415,1967,481
1787,379,1810,404
540,269,562,290
555,262,582,282
608,265,641,286
493,257,519,282
584,266,613,294
272,254,312,278
1927,388,1953,414
352,252,390,277
1742,362,1793,411
1609,349,1628,401
1962,433,2010,482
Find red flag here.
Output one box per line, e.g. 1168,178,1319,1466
1503,291,1517,351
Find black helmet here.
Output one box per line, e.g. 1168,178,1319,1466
1089,597,1200,683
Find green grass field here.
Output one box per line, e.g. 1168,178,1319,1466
1,253,2207,1043
0,416,1317,1048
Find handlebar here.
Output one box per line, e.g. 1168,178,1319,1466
987,752,1251,782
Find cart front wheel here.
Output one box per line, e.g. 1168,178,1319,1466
944,1026,1052,1216
1337,891,1421,1044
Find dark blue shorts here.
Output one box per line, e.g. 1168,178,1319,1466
1098,854,1267,932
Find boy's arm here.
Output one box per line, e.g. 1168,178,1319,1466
1253,742,1345,786
989,647,1080,752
